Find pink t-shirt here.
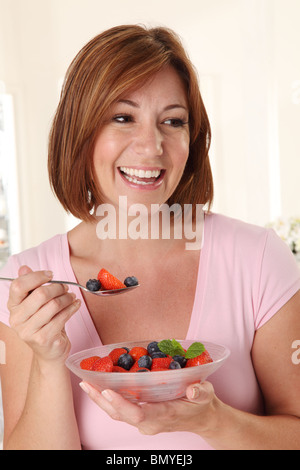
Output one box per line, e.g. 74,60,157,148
0,212,299,450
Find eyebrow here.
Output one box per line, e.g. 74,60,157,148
117,99,188,112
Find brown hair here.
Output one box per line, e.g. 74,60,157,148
48,24,213,220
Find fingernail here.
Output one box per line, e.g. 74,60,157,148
72,299,81,308
191,386,200,399
44,270,53,278
79,382,90,394
102,389,113,402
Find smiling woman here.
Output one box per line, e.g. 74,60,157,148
0,24,299,451
48,25,213,221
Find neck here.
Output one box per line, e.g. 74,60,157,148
93,198,204,253
68,201,203,263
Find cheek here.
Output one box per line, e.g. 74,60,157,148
170,133,190,167
93,138,115,167
93,126,128,166
92,138,120,194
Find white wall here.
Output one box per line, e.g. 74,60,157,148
0,0,299,251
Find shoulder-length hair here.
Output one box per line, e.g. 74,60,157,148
48,24,213,221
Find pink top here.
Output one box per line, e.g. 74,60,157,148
1,212,299,450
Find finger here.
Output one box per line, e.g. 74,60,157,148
25,290,78,332
9,282,71,327
18,265,33,276
79,384,121,420
8,269,53,307
185,381,214,403
79,384,144,426
34,298,81,343
24,282,71,317
101,389,144,426
14,296,80,349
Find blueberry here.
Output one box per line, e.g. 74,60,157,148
117,353,134,370
124,276,139,287
137,355,152,369
147,341,160,355
136,368,150,372
150,351,167,358
172,355,187,368
169,361,181,369
86,279,101,291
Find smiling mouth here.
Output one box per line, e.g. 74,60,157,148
118,166,165,186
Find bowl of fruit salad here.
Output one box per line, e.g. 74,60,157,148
66,339,230,403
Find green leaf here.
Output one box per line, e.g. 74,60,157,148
157,340,173,355
185,342,205,359
158,339,185,357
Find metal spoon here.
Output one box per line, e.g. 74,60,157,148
0,276,139,296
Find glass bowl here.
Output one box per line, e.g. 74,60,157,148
66,339,230,403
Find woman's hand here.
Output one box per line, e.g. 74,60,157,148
7,265,81,364
79,380,220,437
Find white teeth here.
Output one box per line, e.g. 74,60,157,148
120,167,161,179
123,175,153,185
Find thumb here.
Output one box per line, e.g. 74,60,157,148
185,381,214,403
18,265,33,276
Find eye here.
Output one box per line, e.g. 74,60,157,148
113,114,134,124
163,118,189,128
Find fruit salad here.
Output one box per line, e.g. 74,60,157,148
80,339,213,373
85,268,139,292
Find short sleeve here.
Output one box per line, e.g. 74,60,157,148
255,229,300,329
0,255,20,327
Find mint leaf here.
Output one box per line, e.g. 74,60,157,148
157,340,173,355
185,342,205,359
158,340,206,359
158,339,185,357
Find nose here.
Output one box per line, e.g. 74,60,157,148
133,122,163,158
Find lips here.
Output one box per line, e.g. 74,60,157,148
118,166,165,188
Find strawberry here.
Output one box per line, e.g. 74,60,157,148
151,356,173,371
91,355,113,372
112,366,129,373
80,356,100,370
185,350,213,367
129,361,151,373
129,346,149,362
129,360,140,372
97,268,125,290
109,348,128,365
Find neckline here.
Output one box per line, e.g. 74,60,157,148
60,234,102,346
60,213,211,346
185,211,211,339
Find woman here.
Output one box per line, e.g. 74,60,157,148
0,25,299,450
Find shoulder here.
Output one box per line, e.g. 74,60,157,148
206,211,267,235
205,211,299,278
1,234,67,277
205,212,270,252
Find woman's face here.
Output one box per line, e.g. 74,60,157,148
92,66,190,210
